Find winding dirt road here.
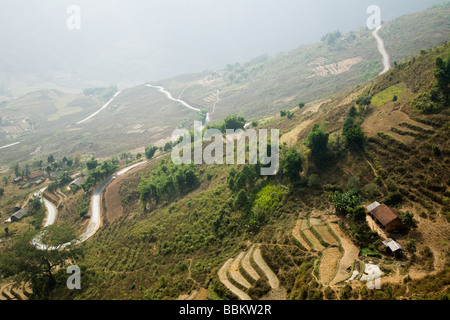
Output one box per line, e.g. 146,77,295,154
146,84,201,112
33,160,149,250
146,84,211,127
372,25,391,76
77,91,122,124
0,141,21,150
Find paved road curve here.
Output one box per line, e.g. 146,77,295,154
33,160,149,250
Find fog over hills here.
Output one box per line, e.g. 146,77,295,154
0,0,447,95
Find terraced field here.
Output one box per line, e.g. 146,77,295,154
0,281,31,300
217,244,282,300
292,215,358,287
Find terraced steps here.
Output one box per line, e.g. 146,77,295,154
218,258,251,300
217,244,281,300
253,247,279,290
292,216,359,287
0,282,30,300
302,228,325,251
229,252,252,290
241,245,260,282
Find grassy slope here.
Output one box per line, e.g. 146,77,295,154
54,40,450,301
1,5,449,167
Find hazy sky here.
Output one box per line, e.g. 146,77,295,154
0,0,447,88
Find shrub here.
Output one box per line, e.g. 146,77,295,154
252,184,284,223
382,192,403,206
145,146,158,159
406,239,417,255
305,123,329,162
356,95,372,106
281,148,303,182
248,278,271,299
400,211,419,232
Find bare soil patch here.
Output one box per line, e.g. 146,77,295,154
319,247,341,284
328,222,360,286
193,288,209,300
103,163,147,224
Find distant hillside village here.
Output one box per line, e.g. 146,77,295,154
5,170,85,224
4,151,143,224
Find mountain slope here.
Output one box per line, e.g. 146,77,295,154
50,39,450,301
1,4,449,166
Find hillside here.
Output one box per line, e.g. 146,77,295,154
1,4,449,167
0,5,449,302
10,39,446,301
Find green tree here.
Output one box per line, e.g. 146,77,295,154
223,114,246,131
305,123,329,161
434,53,450,98
0,224,83,299
0,187,4,196
406,239,417,255
400,211,418,232
347,105,357,118
29,195,42,214
349,206,366,223
321,30,342,46
86,157,99,170
164,142,173,152
145,146,158,159
281,148,303,182
13,163,20,177
234,189,250,210
331,190,363,215
77,193,90,218
356,95,372,106
343,117,365,147
298,101,306,108
47,155,55,164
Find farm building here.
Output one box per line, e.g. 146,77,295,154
28,170,47,181
70,177,84,189
366,202,404,232
8,207,29,223
382,238,404,258
50,171,63,180
35,179,44,186
71,172,83,179
13,176,23,183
